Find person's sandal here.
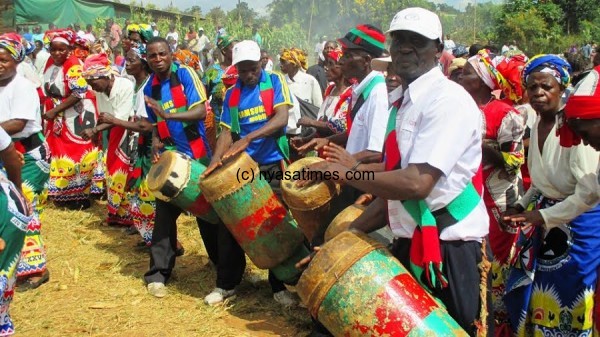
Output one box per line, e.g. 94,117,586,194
17,269,50,292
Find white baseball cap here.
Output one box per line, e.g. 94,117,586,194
232,40,261,66
198,27,204,31
386,7,443,42
371,56,391,72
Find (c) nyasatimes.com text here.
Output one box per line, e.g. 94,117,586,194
235,167,375,184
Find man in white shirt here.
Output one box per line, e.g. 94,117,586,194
443,34,456,51
304,8,492,337
196,28,210,55
151,23,159,37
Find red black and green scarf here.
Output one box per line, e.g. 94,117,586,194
150,63,208,161
346,74,385,135
227,72,290,164
383,98,482,291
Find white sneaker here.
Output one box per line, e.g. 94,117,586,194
273,290,298,307
147,282,167,298
204,287,236,305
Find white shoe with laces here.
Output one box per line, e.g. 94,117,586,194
273,290,298,307
204,287,236,305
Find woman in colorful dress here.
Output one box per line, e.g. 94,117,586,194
41,29,99,210
0,33,51,291
459,49,526,336
503,55,600,337
81,53,135,227
292,49,351,156
98,46,154,245
0,126,31,337
202,35,236,128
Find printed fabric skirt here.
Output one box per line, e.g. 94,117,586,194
14,133,51,278
0,173,32,336
504,196,600,337
105,126,133,226
127,133,155,245
45,100,99,203
483,168,522,337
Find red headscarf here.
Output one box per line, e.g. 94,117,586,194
559,65,600,147
495,52,528,103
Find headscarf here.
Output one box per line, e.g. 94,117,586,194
173,49,200,71
522,54,571,88
0,33,26,63
280,47,308,71
448,57,466,75
326,49,343,63
559,65,600,147
23,40,35,56
467,49,517,101
130,44,146,61
126,23,153,44
452,45,468,58
82,53,112,79
495,52,528,103
217,35,235,50
221,65,238,89
73,36,91,62
44,29,76,46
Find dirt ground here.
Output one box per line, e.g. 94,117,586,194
11,200,312,337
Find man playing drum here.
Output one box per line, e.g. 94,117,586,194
202,40,298,307
299,8,492,336
141,37,241,301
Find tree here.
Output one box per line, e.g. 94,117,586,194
207,7,227,26
185,6,203,17
228,2,259,25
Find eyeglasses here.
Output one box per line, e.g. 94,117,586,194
324,64,341,71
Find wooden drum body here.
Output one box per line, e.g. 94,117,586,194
281,157,341,242
199,152,309,283
324,204,366,242
146,151,219,224
297,231,468,337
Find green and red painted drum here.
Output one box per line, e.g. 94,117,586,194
199,152,309,283
146,151,219,224
297,231,468,337
281,157,341,242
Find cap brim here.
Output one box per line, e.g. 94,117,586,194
337,37,364,51
385,27,439,41
232,56,260,66
371,56,392,72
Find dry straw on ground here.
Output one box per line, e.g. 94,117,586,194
12,200,312,336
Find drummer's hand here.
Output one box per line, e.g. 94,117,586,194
151,140,164,164
290,136,308,150
323,143,357,168
81,128,95,141
354,194,374,206
295,161,342,188
222,138,250,161
296,138,329,156
295,246,320,271
145,96,170,120
201,158,222,179
98,112,115,125
296,117,315,128
17,152,24,166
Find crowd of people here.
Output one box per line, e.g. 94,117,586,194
0,6,599,337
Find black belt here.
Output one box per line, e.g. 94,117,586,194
15,132,44,152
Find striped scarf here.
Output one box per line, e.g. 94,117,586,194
150,63,208,161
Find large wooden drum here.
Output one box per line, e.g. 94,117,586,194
297,231,468,337
146,151,219,224
323,204,365,242
281,157,341,242
199,152,309,284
